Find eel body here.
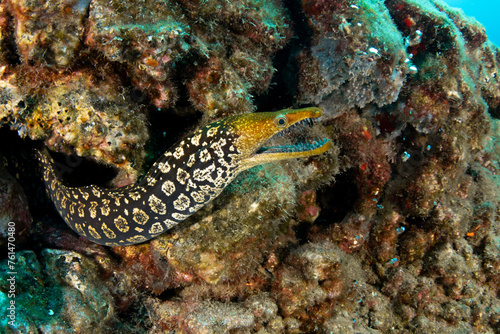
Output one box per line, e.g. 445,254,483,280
37,107,332,246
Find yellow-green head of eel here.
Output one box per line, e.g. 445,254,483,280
37,107,332,246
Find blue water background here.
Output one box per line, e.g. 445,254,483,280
443,0,499,46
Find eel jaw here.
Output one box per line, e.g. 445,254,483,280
230,107,332,171
242,137,332,170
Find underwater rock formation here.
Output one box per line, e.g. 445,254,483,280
0,250,114,332
1,0,500,332
0,0,290,179
85,0,190,110
298,0,409,115
86,0,289,115
10,0,90,68
0,68,149,179
145,294,280,332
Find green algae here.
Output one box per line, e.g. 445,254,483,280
0,249,114,332
0,251,64,331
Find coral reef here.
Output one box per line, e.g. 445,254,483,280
298,0,409,115
0,0,290,180
9,0,90,68
0,66,150,180
0,249,114,332
86,0,289,115
1,0,500,332
145,294,278,333
85,0,189,110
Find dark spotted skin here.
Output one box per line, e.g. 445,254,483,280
37,108,332,246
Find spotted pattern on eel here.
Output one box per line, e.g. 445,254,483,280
36,107,332,246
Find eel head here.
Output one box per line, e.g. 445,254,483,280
227,107,332,171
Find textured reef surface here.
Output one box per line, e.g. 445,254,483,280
1,0,500,332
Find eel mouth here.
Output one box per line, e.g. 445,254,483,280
238,107,332,170
256,116,332,157
256,137,331,155
241,136,331,170
246,135,332,169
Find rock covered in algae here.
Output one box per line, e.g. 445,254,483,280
85,0,190,110
145,297,261,333
299,0,500,332
271,241,396,333
86,0,290,117
297,0,410,115
0,68,149,179
9,0,90,68
0,249,114,333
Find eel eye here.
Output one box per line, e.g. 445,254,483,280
274,115,288,128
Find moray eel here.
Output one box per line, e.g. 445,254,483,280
37,107,332,246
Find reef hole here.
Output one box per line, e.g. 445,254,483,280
316,169,359,226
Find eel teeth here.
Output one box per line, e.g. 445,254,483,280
257,138,330,154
